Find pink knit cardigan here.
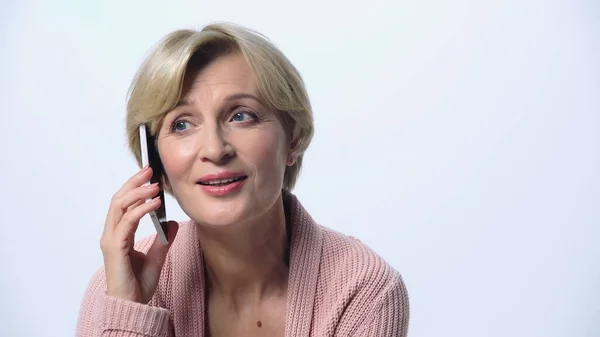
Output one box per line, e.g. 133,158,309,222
76,193,410,336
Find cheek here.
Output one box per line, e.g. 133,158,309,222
159,138,197,182
242,130,288,179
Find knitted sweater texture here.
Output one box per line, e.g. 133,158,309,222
76,193,409,336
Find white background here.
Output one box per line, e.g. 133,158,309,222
1,0,598,336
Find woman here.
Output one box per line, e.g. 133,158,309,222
76,22,409,337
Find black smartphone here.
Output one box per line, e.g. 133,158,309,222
139,124,169,245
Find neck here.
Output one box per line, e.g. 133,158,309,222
196,194,290,306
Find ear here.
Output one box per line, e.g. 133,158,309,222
162,174,171,190
286,152,297,167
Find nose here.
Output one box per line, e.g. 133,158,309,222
197,123,234,164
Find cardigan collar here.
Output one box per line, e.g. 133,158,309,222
170,191,323,337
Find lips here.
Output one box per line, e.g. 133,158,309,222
196,172,248,186
198,176,247,186
197,172,248,196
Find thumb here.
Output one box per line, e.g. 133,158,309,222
146,221,179,269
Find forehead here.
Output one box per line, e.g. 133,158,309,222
181,52,258,98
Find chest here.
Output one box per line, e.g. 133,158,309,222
205,295,287,337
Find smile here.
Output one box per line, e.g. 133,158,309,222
196,172,248,196
198,176,247,186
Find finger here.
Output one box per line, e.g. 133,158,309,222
104,166,153,229
114,166,154,199
145,221,179,270
125,199,144,249
107,183,160,231
127,199,144,213
114,196,162,245
102,167,154,239
128,231,135,253
113,166,152,207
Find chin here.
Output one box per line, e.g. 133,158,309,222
189,198,249,227
174,182,281,228
188,197,273,230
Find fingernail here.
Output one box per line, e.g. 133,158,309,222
146,182,159,188
142,164,150,170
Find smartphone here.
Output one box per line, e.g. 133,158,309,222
139,124,169,245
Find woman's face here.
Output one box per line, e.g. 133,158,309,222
157,52,295,228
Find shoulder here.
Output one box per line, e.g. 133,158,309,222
319,225,405,289
314,225,409,334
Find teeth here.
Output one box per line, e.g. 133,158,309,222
204,177,241,185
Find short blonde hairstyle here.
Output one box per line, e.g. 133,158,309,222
125,22,314,191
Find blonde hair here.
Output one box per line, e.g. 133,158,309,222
125,22,314,191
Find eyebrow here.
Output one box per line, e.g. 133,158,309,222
175,93,263,108
175,99,193,107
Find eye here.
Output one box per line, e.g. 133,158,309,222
230,110,257,123
171,120,191,132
